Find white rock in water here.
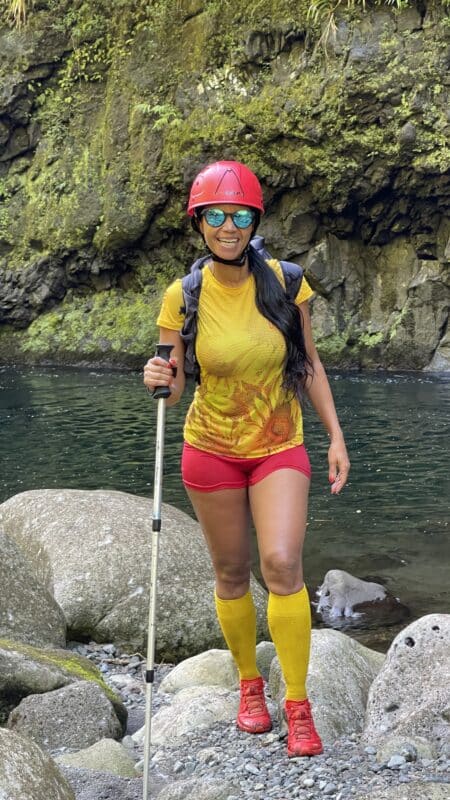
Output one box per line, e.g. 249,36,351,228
317,569,386,617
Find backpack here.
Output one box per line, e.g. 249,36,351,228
180,235,304,383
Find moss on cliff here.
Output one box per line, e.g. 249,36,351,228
0,0,449,368
16,288,161,366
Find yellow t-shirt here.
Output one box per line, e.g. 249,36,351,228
157,259,313,458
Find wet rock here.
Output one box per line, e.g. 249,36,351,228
315,569,409,629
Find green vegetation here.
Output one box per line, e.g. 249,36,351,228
0,0,448,367
307,0,411,47
19,287,163,366
3,0,28,26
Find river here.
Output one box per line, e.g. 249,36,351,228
0,366,448,645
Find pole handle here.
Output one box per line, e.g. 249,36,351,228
152,343,174,400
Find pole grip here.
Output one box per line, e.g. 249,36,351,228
152,344,174,400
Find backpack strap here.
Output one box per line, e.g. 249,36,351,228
250,236,303,300
180,255,209,382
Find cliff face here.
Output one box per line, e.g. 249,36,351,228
0,0,448,370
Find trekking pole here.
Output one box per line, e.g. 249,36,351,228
143,343,174,800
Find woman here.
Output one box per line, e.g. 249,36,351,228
143,160,350,757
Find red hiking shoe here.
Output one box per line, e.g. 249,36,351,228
285,699,323,757
237,677,272,734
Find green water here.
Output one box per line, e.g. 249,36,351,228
1,366,448,639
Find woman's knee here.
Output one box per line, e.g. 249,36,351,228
260,552,303,594
214,560,251,596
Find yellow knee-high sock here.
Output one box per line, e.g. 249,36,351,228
214,590,260,680
267,585,311,701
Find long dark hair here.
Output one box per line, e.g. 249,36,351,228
249,247,313,399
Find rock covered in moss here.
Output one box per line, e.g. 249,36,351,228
0,637,126,727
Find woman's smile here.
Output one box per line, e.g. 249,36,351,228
200,204,253,258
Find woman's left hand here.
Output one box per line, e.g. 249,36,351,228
328,436,350,494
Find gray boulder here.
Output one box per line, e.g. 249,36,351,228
56,738,137,777
159,644,277,693
364,614,450,751
0,530,66,648
270,628,384,743
8,681,123,750
0,727,75,800
0,489,269,656
375,734,438,763
159,649,238,694
315,569,409,628
0,639,126,727
132,686,239,746
256,640,277,680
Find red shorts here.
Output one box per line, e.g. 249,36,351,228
181,442,311,492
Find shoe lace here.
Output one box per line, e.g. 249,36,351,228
242,684,266,716
290,706,313,740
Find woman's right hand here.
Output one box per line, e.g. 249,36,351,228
143,356,178,395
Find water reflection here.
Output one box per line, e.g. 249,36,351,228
1,366,449,629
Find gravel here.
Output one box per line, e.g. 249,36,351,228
60,642,450,800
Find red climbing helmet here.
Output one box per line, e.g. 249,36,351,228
187,160,265,216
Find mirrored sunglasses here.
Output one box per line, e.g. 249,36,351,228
201,207,255,229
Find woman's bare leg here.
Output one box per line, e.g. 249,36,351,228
185,486,251,597
249,469,309,595
250,469,313,701
186,485,272,727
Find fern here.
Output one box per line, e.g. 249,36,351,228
307,0,411,51
5,0,29,27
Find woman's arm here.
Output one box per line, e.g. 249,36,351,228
143,327,186,407
299,301,350,494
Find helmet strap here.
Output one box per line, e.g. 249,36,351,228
206,245,249,267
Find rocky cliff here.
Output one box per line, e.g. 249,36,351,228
0,0,449,370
